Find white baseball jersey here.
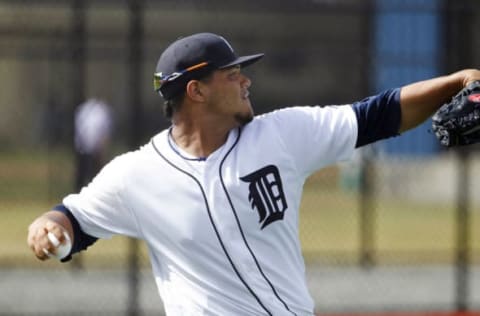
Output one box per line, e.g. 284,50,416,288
63,105,358,315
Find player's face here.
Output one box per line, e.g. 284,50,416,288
203,65,254,126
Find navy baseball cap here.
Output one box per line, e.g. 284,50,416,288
153,33,264,100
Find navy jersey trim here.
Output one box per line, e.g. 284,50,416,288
151,137,272,316
51,204,98,262
219,128,298,316
352,88,402,148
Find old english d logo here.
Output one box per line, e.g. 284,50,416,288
240,165,288,229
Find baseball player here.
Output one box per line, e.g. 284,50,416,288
27,32,480,315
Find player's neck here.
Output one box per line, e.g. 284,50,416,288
170,117,235,159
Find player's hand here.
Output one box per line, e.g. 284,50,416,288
459,69,480,87
27,215,70,261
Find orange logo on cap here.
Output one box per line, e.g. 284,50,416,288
469,94,480,103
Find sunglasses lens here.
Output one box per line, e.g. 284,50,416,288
153,74,163,91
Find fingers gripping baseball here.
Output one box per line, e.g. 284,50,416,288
27,217,72,261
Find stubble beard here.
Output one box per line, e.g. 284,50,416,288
234,111,254,126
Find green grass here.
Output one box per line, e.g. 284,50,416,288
299,170,480,264
0,148,75,201
1,151,479,268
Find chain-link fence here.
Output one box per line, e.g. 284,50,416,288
1,0,479,315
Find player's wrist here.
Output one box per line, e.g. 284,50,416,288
456,69,480,88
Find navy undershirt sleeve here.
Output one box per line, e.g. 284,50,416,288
351,88,402,148
52,204,98,262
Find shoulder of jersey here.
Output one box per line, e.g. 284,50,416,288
252,107,294,123
250,106,313,127
103,143,153,173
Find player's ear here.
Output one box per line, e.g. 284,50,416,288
185,80,207,102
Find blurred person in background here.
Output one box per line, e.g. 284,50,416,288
74,98,113,192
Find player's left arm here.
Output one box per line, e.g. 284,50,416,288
399,68,480,133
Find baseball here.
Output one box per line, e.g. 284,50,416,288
47,231,72,260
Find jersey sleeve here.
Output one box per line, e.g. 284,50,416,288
352,88,401,147
62,154,140,239
269,105,358,176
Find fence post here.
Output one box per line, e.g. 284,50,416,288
444,0,473,311
455,148,471,311
70,0,86,127
126,0,144,315
70,0,86,271
359,0,376,268
127,0,145,148
359,149,376,268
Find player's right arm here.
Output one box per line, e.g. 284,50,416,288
28,150,147,263
27,152,143,262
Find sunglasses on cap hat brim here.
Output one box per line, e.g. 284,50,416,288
153,53,264,93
